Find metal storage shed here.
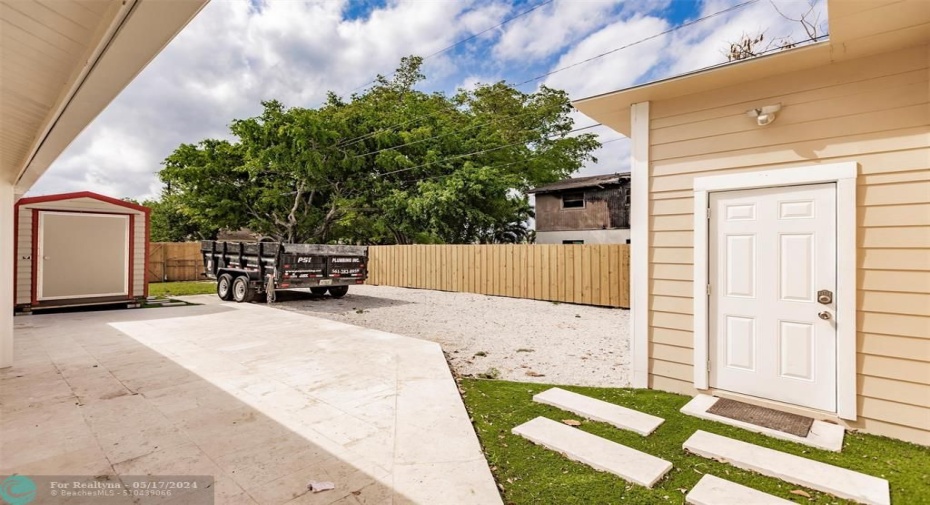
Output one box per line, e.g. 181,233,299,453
14,192,150,312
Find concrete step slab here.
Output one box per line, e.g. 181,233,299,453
533,387,664,436
512,416,672,488
686,474,794,505
681,395,844,452
683,430,889,505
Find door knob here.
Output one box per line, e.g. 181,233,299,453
818,311,832,320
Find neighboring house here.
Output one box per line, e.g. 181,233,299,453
574,0,930,445
529,174,631,244
217,228,266,242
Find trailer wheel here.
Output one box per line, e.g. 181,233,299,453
327,286,349,298
217,273,234,301
309,287,328,296
232,276,255,303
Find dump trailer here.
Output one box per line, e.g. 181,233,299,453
201,241,368,303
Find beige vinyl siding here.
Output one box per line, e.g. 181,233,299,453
132,213,146,296
15,210,32,305
646,43,930,444
15,197,147,304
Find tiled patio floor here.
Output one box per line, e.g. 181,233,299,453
1,296,501,504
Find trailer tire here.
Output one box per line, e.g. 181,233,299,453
232,276,255,303
217,274,234,301
310,287,328,296
327,286,349,298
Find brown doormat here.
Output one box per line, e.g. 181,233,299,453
707,398,814,438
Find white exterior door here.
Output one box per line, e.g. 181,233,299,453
709,183,837,412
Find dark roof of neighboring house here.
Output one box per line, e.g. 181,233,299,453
528,173,630,194
217,228,262,241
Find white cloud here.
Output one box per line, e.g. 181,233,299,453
29,0,829,199
493,0,620,62
659,0,828,79
456,73,505,92
31,0,511,200
543,14,670,99
573,123,630,177
32,127,161,199
547,0,828,176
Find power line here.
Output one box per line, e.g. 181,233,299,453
336,99,597,153
258,131,623,197
331,0,761,150
336,112,446,149
410,137,624,183
361,136,625,193
374,123,607,178
352,118,602,160
422,0,554,60
338,0,555,99
514,0,761,87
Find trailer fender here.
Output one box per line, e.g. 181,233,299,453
216,268,260,282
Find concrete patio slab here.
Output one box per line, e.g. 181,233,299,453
684,430,889,505
686,474,794,505
533,387,664,436
512,416,672,488
1,296,502,505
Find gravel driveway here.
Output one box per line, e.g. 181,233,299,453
271,285,630,387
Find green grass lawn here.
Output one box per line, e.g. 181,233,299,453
459,379,930,505
148,281,216,298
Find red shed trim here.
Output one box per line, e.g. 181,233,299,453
16,191,151,214
15,191,151,306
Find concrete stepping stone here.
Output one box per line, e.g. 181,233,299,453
686,474,794,505
533,387,664,436
683,430,889,505
681,395,844,452
512,416,672,488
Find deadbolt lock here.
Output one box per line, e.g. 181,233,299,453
817,289,833,305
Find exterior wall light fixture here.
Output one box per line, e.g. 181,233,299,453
747,104,782,126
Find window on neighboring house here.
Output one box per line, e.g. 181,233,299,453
562,240,584,244
561,192,585,208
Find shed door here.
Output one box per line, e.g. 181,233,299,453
37,212,130,301
708,183,837,412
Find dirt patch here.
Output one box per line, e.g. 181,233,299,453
272,285,630,387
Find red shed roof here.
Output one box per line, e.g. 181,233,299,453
16,191,150,214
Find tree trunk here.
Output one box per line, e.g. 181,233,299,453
284,180,305,244
315,204,341,243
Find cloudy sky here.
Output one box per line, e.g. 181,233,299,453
31,0,827,200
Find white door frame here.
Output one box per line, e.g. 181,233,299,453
692,163,858,420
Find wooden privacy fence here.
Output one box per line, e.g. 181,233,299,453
368,244,630,308
147,242,204,283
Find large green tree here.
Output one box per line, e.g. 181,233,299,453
145,194,219,242
158,57,600,244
